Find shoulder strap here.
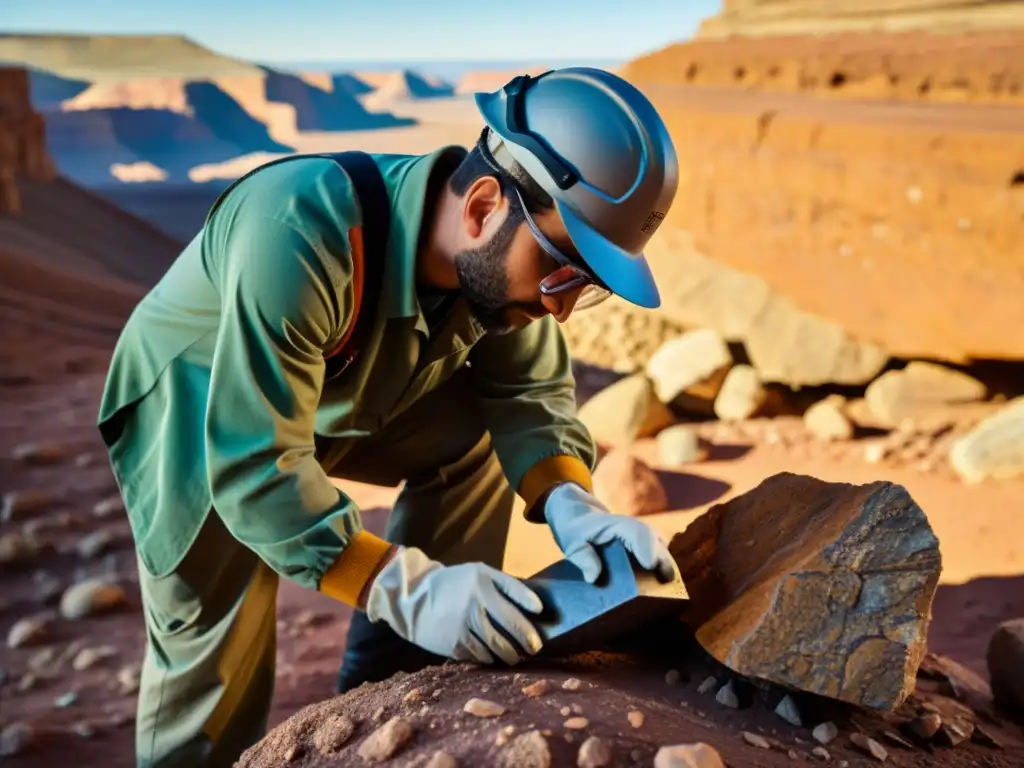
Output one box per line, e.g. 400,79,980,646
319,151,389,377
203,151,390,377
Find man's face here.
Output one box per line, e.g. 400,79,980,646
454,178,586,335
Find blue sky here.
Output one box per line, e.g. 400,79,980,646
3,0,723,64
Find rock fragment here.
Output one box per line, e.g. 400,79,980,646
813,722,838,745
577,736,612,767
522,679,552,698
463,698,505,718
849,733,887,761
577,373,675,446
697,676,718,694
654,742,725,768
714,364,768,421
0,723,34,757
742,731,770,749
987,618,1024,710
501,730,551,768
356,717,413,763
775,694,801,726
657,425,709,466
7,615,51,649
936,720,972,747
646,329,733,412
866,363,986,429
0,532,40,565
60,578,126,619
117,663,141,694
715,682,739,708
76,530,114,559
669,473,941,710
627,710,645,728
564,717,589,730
72,645,118,671
804,395,853,441
907,713,941,740
811,746,830,761
665,668,681,685
562,677,581,691
593,450,668,517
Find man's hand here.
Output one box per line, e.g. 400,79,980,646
363,546,544,665
544,482,675,584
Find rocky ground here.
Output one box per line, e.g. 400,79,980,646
1,342,1023,766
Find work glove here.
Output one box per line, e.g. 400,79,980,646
363,546,545,666
544,482,676,584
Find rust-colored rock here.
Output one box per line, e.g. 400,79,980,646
593,449,669,517
668,472,941,710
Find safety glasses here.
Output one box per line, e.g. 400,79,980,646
514,187,612,311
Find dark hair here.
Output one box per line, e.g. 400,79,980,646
448,130,554,234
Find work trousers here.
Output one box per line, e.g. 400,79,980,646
133,370,517,768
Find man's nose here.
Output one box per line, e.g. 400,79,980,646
541,287,583,323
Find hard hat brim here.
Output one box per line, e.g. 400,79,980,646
557,200,661,310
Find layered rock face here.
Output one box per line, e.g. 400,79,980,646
698,0,1024,39
0,67,56,214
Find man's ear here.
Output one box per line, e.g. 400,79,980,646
463,175,504,241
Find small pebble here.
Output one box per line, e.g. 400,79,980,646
653,742,725,768
697,676,717,694
742,731,770,749
564,717,589,730
849,733,888,762
0,723,35,756
665,669,681,685
356,717,413,762
495,724,516,746
425,752,457,768
627,710,645,728
462,698,505,718
812,746,830,761
72,722,96,739
775,695,802,726
715,681,739,709
561,706,572,716
56,691,78,708
571,703,583,714
813,722,838,745
562,678,582,691
6,616,49,649
403,687,422,704
522,679,552,698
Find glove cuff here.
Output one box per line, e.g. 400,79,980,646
356,543,401,611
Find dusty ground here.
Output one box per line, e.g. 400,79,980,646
1,337,1022,766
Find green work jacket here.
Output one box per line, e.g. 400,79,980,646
96,146,597,599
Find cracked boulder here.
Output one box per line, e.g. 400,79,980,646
668,472,941,711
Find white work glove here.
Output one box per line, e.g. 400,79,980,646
544,482,675,584
364,546,545,666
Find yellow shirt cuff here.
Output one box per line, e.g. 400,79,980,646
518,454,593,522
318,530,395,607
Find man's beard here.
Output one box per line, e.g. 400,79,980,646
454,236,543,335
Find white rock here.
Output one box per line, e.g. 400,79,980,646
646,329,733,410
657,425,708,466
714,364,767,421
715,681,739,708
72,645,118,671
7,616,49,649
949,396,1024,483
804,395,853,441
60,579,126,620
742,731,770,749
654,742,725,768
697,676,717,694
577,735,612,767
813,722,839,745
76,530,114,559
577,373,675,446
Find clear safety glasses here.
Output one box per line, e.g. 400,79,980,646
514,187,612,311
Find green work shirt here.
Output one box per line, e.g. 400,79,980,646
96,146,597,587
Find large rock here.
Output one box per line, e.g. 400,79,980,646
668,472,941,710
642,230,888,387
866,362,987,429
577,373,675,447
948,396,1024,483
